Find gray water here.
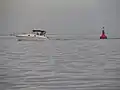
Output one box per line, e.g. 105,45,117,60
0,35,120,90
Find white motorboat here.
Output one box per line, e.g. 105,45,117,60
16,29,48,41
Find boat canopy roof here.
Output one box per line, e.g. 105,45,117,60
32,30,46,33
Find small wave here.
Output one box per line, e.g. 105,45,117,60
107,38,120,39
49,38,75,41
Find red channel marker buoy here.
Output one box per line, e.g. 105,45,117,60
100,27,107,39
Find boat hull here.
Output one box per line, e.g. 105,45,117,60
16,35,48,41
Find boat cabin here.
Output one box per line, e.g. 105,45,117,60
32,30,46,36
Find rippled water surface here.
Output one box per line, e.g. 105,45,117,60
0,35,120,90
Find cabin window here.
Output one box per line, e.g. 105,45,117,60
37,33,39,35
28,35,30,36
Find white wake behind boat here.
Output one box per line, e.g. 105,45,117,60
16,29,48,41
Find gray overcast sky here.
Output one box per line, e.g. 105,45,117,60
0,0,118,37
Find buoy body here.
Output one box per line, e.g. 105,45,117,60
100,29,107,39
100,34,107,39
